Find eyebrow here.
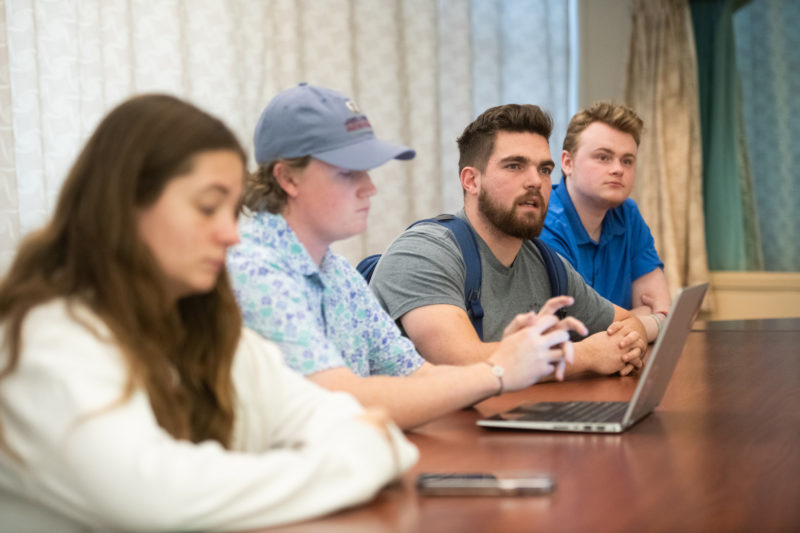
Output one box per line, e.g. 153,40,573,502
499,155,555,168
593,147,636,159
200,184,232,196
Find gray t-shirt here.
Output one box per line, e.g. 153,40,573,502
369,211,615,341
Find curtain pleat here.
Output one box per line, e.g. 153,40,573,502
0,0,570,269
734,0,800,271
691,0,762,271
0,0,20,269
625,0,711,305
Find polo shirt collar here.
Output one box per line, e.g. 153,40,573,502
553,181,626,245
246,211,334,278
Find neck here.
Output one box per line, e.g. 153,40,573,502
280,207,328,266
564,179,607,242
464,202,523,267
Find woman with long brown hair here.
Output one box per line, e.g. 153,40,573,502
0,94,416,531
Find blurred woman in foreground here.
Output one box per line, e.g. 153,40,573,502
0,94,416,532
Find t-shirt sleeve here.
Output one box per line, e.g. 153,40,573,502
369,224,467,320
562,256,616,334
626,200,664,280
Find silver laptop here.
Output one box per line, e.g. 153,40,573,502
477,283,709,433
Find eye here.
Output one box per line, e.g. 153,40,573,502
506,163,521,170
596,153,609,162
339,170,357,179
622,158,635,166
199,205,217,217
540,167,553,176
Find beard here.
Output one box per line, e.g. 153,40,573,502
478,187,546,240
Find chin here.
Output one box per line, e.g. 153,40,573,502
604,197,627,209
350,223,368,237
187,278,219,297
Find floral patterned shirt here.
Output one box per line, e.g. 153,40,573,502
227,212,424,377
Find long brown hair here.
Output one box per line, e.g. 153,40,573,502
0,94,245,448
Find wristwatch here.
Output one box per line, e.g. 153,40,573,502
484,360,505,396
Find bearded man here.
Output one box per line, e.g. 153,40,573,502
369,104,653,379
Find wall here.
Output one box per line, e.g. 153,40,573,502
578,0,633,107
708,272,800,320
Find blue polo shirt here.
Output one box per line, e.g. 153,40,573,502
541,182,663,309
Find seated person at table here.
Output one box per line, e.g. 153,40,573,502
369,104,651,377
541,102,670,337
227,83,586,431
0,94,417,532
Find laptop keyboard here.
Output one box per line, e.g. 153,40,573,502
518,401,628,422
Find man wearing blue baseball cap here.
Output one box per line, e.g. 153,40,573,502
227,83,587,429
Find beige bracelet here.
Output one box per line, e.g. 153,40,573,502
483,360,505,396
650,313,664,336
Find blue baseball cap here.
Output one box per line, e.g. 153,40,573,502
254,83,415,171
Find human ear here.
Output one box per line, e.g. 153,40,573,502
274,162,299,198
560,150,574,178
460,166,480,196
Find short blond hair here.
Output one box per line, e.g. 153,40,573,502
562,102,643,155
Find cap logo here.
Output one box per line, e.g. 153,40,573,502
345,100,360,114
345,116,372,132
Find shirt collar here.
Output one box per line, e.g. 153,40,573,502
553,181,626,244
242,211,334,278
553,181,594,245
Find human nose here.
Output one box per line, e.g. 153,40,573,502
522,167,543,190
357,171,377,198
610,158,624,175
218,213,240,246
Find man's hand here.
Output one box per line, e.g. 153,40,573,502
606,320,646,375
493,296,588,384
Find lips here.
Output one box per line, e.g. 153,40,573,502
517,192,543,209
206,258,225,272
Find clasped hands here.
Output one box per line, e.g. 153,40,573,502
605,320,647,376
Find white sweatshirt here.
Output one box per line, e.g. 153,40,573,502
0,299,418,532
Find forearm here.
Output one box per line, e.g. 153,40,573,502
564,327,641,378
401,304,498,365
311,364,500,430
564,334,604,377
417,338,498,365
632,268,671,315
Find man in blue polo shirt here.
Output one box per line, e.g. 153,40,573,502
541,102,670,338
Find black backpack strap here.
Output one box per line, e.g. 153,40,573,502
355,253,382,283
532,237,569,318
411,214,485,341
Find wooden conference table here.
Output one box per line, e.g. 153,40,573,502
265,318,800,533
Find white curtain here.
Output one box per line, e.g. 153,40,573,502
0,0,571,269
624,0,710,305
